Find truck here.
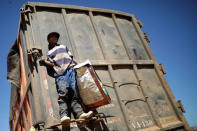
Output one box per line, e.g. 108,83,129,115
7,2,191,131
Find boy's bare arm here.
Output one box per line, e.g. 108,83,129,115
40,59,54,67
44,60,54,67
72,57,78,64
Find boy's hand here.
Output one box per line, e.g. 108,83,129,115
39,59,46,66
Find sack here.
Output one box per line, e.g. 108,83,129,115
74,60,111,108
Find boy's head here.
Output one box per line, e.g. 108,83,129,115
47,32,60,46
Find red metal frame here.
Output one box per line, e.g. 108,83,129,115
12,35,32,131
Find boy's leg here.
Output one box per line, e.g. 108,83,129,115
69,68,94,119
56,75,70,118
69,68,84,117
69,69,78,96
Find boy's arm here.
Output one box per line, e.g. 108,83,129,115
72,57,78,65
44,59,54,67
66,46,78,64
39,59,54,67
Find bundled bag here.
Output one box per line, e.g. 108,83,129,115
74,60,111,108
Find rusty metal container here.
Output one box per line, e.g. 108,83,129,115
9,2,190,131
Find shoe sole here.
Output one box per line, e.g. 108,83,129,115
79,111,94,119
86,112,94,119
61,119,71,123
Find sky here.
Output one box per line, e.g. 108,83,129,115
0,0,197,130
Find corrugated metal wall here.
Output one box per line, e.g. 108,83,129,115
12,2,190,131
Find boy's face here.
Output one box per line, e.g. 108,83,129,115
48,35,58,46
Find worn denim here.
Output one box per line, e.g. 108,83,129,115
56,68,83,118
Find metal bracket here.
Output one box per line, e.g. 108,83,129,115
177,100,186,113
20,5,34,14
120,79,149,106
136,19,143,28
158,64,166,75
121,97,148,106
95,113,108,123
27,46,43,62
20,5,34,25
20,7,32,14
33,121,45,130
144,33,150,43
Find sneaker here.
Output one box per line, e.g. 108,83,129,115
60,115,71,123
78,111,93,119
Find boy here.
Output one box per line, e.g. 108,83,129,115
43,32,93,123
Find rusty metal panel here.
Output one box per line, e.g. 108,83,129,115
115,17,149,60
65,11,104,60
137,65,182,128
111,65,156,130
94,66,129,131
19,29,29,79
93,14,129,60
10,2,190,131
19,25,45,124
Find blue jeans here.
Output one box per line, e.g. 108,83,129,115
56,68,83,118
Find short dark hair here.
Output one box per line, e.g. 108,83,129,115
47,32,60,40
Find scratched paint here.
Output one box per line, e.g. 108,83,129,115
42,70,49,90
